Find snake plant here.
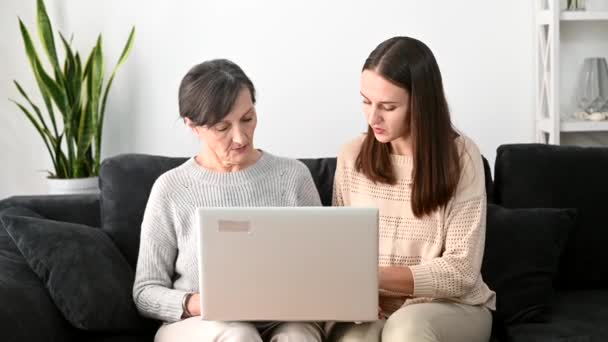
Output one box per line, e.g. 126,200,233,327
11,0,135,179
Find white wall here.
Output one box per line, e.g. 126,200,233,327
0,0,536,199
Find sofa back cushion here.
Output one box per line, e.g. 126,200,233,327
493,144,608,290
99,154,338,268
100,153,492,269
100,155,187,267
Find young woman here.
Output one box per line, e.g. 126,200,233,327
330,37,496,342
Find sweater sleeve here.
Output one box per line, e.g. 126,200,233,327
295,162,322,206
409,140,488,299
132,178,189,323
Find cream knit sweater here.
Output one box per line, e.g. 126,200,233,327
333,135,496,315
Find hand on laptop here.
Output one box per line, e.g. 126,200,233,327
187,293,201,316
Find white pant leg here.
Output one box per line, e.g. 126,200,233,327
155,317,262,342
382,302,492,342
329,302,491,342
329,321,384,342
266,322,324,342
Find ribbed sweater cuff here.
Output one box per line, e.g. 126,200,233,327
409,263,435,297
162,289,190,323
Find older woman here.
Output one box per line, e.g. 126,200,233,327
133,59,323,342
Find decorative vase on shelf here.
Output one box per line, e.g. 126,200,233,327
577,57,608,115
586,0,608,11
566,0,586,10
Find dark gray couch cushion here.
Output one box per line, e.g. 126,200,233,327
505,290,608,342
98,154,339,268
0,207,72,342
0,194,101,227
298,158,337,206
482,204,575,325
75,332,155,342
99,153,493,270
100,154,187,268
494,144,608,290
0,210,151,333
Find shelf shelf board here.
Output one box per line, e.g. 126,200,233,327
560,11,608,21
561,119,608,132
538,118,608,132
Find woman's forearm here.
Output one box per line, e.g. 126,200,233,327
379,266,414,296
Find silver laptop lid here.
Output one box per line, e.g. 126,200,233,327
197,207,378,322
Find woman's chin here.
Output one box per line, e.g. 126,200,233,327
373,133,393,144
223,148,255,166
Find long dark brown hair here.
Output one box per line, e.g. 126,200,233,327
355,36,461,217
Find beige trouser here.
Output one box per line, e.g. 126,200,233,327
155,317,323,342
329,302,492,342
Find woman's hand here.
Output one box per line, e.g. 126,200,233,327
186,293,201,317
378,266,414,296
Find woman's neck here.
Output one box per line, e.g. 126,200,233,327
390,135,413,156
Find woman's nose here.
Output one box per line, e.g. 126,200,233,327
232,127,247,145
368,107,382,126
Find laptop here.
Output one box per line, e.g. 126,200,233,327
196,207,378,322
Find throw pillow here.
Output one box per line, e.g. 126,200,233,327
0,212,153,332
481,204,576,324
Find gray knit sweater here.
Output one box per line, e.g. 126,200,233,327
133,152,322,323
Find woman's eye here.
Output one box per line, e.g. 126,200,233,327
242,117,253,122
215,125,229,132
384,106,396,111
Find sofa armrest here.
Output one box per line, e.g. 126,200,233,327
0,194,100,227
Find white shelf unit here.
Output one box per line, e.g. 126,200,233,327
534,0,608,144
560,11,608,21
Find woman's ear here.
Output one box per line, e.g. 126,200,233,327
184,117,195,128
184,117,202,137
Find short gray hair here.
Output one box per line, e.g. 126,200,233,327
178,59,256,126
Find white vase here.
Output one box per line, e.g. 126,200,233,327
586,0,608,11
577,57,608,113
47,177,100,195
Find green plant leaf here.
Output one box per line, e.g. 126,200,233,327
49,132,69,178
96,26,135,172
19,17,60,137
84,35,104,172
59,32,76,102
16,5,134,178
36,0,62,81
11,99,57,174
13,80,49,132
20,18,69,118
76,86,95,176
91,35,104,115
99,27,135,123
35,60,68,116
19,18,57,130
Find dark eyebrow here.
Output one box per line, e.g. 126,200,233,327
360,92,399,105
240,106,255,118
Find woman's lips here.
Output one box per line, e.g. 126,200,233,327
373,127,386,135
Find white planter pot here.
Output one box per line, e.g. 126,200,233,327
47,177,100,195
